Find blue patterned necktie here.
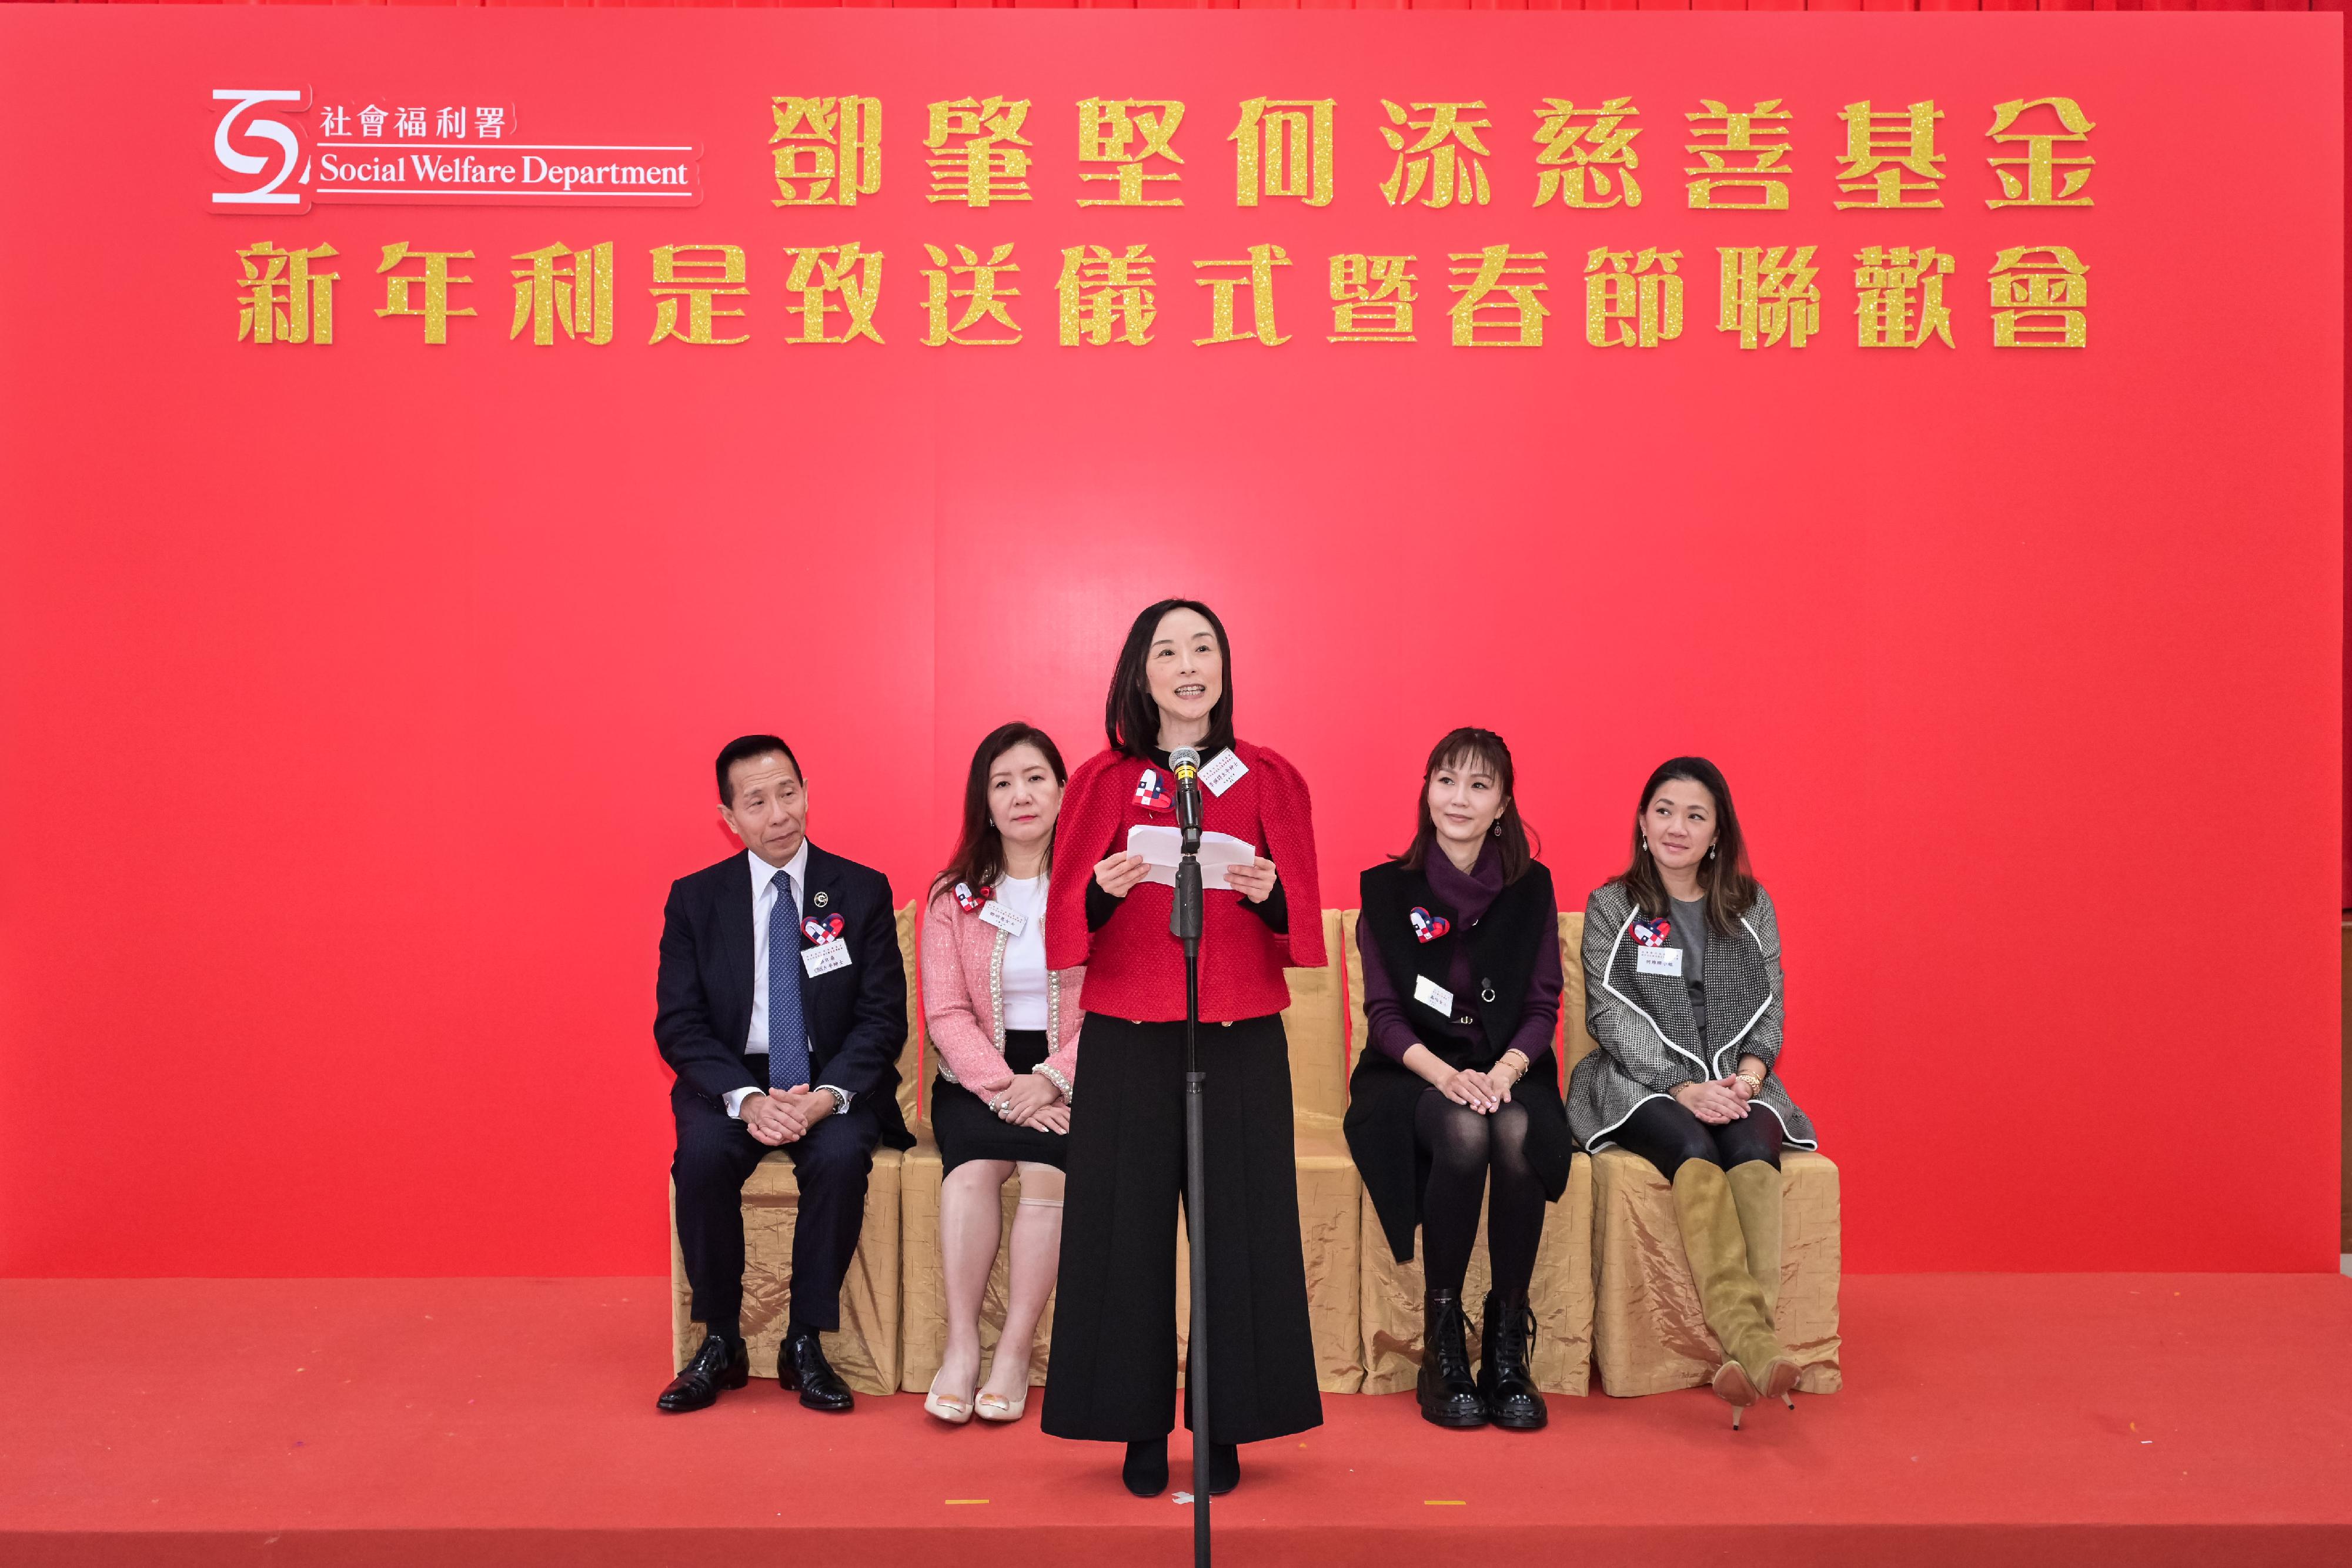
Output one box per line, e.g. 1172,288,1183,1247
767,870,810,1092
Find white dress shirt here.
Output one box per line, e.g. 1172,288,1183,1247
723,843,852,1121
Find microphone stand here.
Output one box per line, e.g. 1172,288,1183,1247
1170,792,1210,1567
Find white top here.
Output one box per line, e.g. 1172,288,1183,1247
995,874,1050,1032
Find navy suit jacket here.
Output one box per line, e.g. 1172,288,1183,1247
654,842,913,1150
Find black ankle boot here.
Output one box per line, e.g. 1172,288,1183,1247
1417,1289,1486,1429
1122,1439,1168,1497
1478,1290,1547,1431
1207,1441,1240,1496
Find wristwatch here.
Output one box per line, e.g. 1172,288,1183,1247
820,1085,853,1116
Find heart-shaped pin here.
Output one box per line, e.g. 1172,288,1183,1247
803,914,845,945
1408,907,1451,943
1633,917,1672,948
954,882,992,913
1134,767,1172,811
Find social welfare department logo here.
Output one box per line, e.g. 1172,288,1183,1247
208,88,704,213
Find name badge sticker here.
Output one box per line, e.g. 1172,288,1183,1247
1198,748,1249,797
979,901,1026,936
1412,974,1456,1015
803,941,853,978
1636,945,1683,978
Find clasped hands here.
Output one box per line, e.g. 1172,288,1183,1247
989,1072,1070,1136
1671,1075,1756,1125
740,1085,835,1147
1438,1057,1523,1115
1094,852,1279,904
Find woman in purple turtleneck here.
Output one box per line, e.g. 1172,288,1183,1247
1344,728,1571,1432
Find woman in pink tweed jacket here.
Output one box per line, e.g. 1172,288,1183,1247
919,722,1084,1427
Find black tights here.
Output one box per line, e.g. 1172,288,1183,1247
1414,1091,1545,1299
1612,1094,1784,1181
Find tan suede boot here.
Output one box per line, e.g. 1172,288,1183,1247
1672,1160,1798,1429
1725,1160,1800,1411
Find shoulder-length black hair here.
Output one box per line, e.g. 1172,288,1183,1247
1103,599,1235,759
1395,727,1538,885
1609,755,1758,938
934,722,1068,900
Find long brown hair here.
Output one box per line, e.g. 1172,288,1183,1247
934,723,1068,900
1395,727,1537,886
1104,599,1236,760
1611,755,1758,938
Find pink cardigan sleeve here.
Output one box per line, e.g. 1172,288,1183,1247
1039,958,1084,1096
919,888,1017,1097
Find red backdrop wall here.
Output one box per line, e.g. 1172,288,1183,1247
0,9,2339,1277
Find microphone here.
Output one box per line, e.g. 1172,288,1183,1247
1169,745,1204,854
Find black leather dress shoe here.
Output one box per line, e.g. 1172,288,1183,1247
657,1334,748,1413
779,1326,855,1412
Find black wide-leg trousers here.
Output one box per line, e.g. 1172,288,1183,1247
1041,1013,1324,1446
671,1068,880,1339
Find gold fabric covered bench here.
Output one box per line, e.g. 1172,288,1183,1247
665,901,1838,1406
666,903,923,1397
1342,910,1595,1398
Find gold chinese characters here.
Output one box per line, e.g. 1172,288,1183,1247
231,240,2092,351
739,93,2096,208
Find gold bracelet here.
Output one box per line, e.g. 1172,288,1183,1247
1499,1049,1529,1075
1736,1070,1765,1095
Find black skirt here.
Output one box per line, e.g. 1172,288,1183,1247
1040,1012,1324,1446
932,1029,1071,1172
1343,1032,1572,1265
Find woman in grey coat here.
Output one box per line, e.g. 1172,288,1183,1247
1568,756,1817,1428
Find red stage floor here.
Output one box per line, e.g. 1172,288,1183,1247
4,1273,2349,1567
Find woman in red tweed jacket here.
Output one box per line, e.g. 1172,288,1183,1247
1038,599,1327,1502
918,723,1084,1427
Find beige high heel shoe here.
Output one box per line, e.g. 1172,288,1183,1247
924,1369,976,1425
974,1348,1033,1422
974,1387,1028,1423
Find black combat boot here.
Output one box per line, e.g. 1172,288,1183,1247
1478,1290,1547,1431
1416,1289,1486,1429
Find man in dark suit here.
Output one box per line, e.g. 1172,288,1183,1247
654,734,912,1413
